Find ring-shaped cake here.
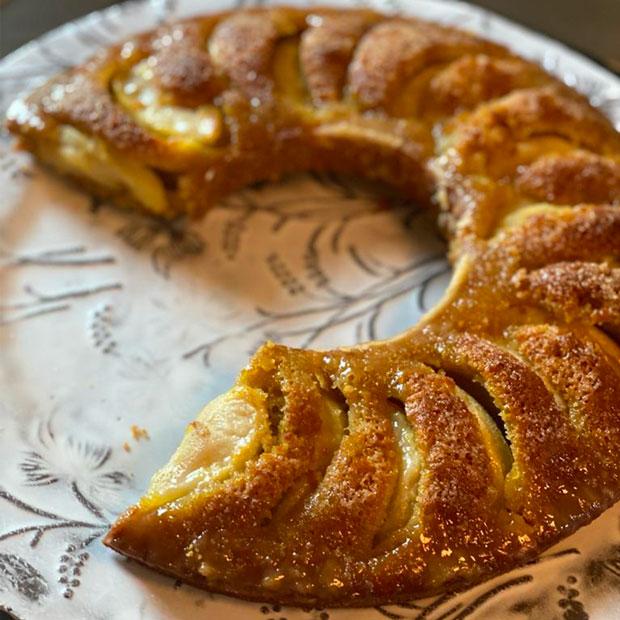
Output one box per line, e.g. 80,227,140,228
7,5,620,607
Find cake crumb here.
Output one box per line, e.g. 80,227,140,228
123,441,131,452
130,425,150,441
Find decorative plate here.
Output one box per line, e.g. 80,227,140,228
1,1,619,619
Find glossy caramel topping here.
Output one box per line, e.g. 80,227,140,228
6,5,620,608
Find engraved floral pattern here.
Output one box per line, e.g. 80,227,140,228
19,421,130,515
0,421,130,609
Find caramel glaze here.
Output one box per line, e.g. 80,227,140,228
6,5,620,607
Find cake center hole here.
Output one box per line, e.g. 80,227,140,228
207,173,452,350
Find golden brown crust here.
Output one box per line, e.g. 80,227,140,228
347,18,501,110
300,10,379,105
151,22,225,107
427,54,549,115
516,151,620,205
7,4,620,608
500,206,620,268
514,261,620,324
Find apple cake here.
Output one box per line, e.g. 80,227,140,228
6,5,620,608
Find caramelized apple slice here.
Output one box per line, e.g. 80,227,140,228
113,59,222,146
37,125,167,214
141,385,273,510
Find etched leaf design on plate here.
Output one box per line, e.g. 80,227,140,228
0,554,48,603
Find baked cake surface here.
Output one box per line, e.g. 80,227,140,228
6,4,620,608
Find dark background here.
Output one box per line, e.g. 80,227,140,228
1,0,619,72
0,0,617,618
